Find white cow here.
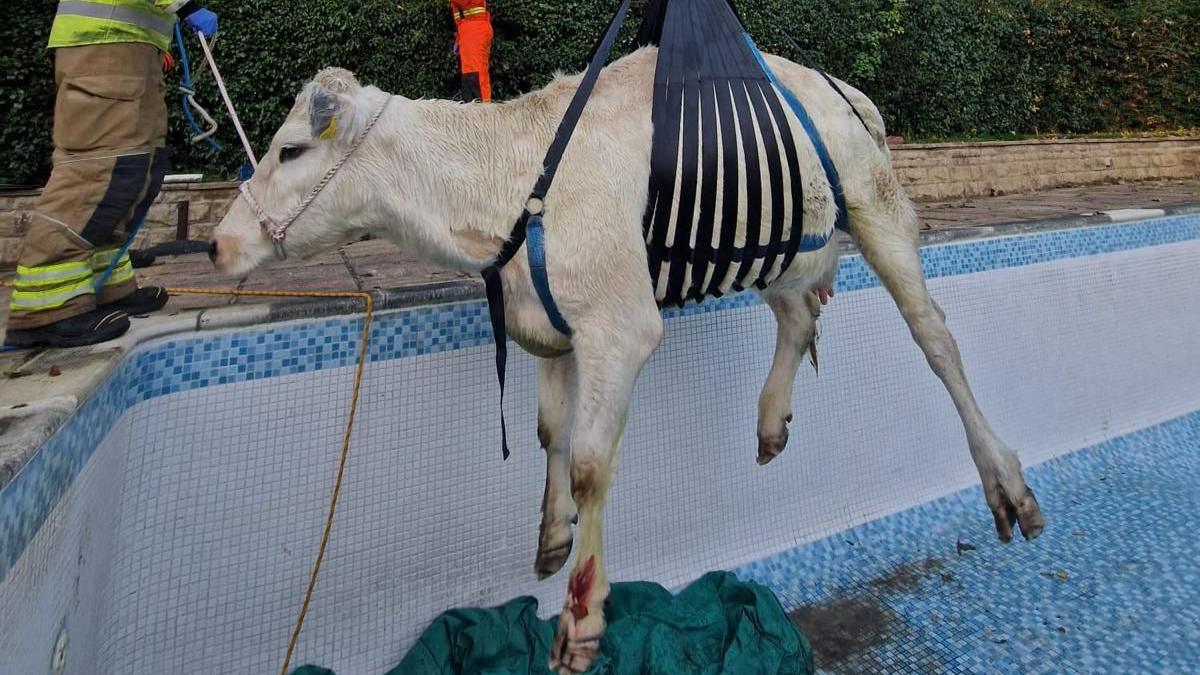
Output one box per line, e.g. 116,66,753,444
212,47,1044,673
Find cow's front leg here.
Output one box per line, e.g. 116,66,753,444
549,312,662,674
536,354,578,579
755,281,824,465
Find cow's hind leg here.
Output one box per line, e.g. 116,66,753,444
550,311,663,674
536,354,578,579
848,184,1045,541
756,281,823,465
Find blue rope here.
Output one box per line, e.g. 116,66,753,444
175,23,221,152
91,218,145,293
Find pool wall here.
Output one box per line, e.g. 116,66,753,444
2,215,1199,674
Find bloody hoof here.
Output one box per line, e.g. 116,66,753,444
992,487,1045,542
551,556,604,674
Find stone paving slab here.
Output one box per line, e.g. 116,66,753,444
916,179,1199,230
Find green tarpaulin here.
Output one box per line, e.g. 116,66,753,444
294,571,812,674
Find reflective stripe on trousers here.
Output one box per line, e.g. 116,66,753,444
10,260,96,312
90,248,134,288
8,249,131,311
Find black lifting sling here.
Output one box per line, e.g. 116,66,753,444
481,0,868,458
640,0,818,307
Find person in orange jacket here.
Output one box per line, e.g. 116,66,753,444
450,0,493,102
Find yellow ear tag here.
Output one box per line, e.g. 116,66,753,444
319,116,339,141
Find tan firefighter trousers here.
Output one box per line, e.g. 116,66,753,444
9,42,169,330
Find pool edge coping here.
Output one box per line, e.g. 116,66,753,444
2,202,1199,493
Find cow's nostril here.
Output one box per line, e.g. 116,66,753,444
207,241,218,263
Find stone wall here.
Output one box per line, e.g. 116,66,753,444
1,137,1197,267
891,137,1199,202
1,182,237,267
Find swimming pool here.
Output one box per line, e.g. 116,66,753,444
2,215,1199,674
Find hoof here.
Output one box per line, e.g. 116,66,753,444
991,487,1045,542
551,556,605,673
757,418,790,465
549,626,602,674
536,540,573,580
550,603,604,673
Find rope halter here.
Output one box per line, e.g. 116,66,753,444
239,95,392,260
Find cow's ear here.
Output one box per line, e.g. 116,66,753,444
308,68,360,141
309,85,345,141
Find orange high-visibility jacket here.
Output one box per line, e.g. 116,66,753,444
450,0,493,101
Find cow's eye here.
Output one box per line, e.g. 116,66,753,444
279,145,307,163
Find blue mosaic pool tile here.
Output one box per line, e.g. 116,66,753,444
2,215,1199,587
0,365,132,579
735,410,1200,674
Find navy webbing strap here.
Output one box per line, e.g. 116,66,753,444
662,1,702,305
746,34,850,234
642,0,815,306
641,0,685,290
526,215,571,335
685,24,721,302
744,79,786,290
481,0,633,459
754,77,806,275
480,265,510,457
720,24,768,291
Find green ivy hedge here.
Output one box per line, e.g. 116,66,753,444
2,0,1196,186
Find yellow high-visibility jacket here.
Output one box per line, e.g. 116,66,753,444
49,0,193,52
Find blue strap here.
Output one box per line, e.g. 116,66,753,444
744,34,850,233
526,215,573,336
481,0,633,461
92,218,143,292
174,23,221,153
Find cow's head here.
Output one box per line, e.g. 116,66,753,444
210,68,386,275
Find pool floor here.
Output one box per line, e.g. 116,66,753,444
737,410,1200,674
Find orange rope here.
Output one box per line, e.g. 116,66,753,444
165,287,374,675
